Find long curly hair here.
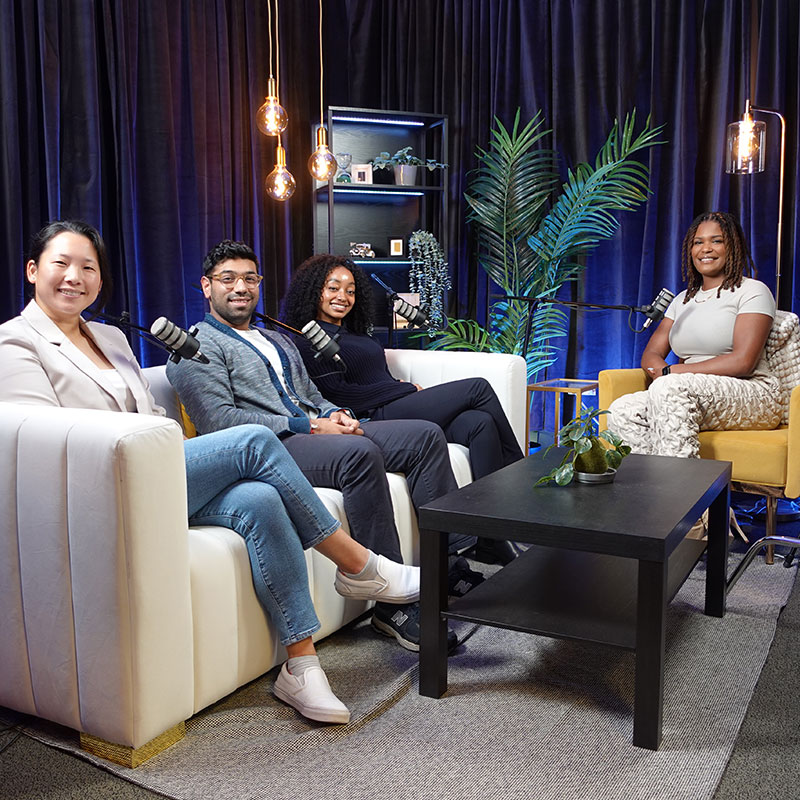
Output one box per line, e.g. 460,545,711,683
282,254,375,334
680,211,755,302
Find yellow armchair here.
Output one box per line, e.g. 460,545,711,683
598,370,800,546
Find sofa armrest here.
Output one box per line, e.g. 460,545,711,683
0,403,194,748
597,369,648,430
384,349,528,450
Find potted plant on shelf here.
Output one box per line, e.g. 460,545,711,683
535,407,631,486
371,147,448,185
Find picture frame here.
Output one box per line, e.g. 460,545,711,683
389,238,404,257
351,164,373,184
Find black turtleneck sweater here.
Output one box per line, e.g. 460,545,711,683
293,320,417,417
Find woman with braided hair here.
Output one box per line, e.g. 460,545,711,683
608,211,781,463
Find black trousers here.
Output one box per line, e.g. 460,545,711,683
371,377,524,480
282,418,470,563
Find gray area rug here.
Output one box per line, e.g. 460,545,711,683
4,553,796,800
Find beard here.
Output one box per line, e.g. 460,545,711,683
210,292,257,327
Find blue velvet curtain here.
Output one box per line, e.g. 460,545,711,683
1,0,797,375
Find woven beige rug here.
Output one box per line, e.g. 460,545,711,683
3,552,796,800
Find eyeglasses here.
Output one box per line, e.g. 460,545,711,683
208,272,263,288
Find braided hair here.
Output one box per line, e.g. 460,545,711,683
680,211,755,302
282,254,375,335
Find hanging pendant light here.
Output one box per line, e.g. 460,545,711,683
307,0,336,181
265,138,296,201
256,77,288,136
308,125,336,182
256,0,287,136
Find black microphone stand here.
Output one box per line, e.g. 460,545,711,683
251,310,304,337
93,311,173,357
503,295,654,359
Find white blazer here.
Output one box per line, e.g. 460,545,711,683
0,300,163,415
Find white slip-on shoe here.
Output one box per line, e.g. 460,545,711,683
273,663,350,724
334,554,420,603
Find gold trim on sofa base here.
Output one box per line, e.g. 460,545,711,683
80,721,185,767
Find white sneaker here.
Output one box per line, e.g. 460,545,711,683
273,662,350,724
334,555,420,603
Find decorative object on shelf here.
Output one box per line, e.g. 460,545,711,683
408,230,450,329
349,242,375,258
534,407,630,487
265,139,296,201
427,109,664,382
255,0,288,137
389,238,404,257
307,0,336,182
725,98,786,306
371,147,448,185
351,164,373,184
334,153,352,182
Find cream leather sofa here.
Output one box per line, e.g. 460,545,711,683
0,349,526,764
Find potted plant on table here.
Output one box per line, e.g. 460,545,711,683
371,146,448,185
535,407,631,486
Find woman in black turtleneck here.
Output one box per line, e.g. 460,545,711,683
282,254,524,565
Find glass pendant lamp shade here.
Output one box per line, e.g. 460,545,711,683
308,126,337,181
726,111,766,174
256,77,288,136
265,143,296,201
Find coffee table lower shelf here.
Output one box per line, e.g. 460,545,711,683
445,538,707,651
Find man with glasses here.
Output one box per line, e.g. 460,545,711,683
166,240,469,651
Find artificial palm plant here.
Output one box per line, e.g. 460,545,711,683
429,109,665,380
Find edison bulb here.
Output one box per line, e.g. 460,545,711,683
308,145,337,181
255,78,288,136
265,144,296,201
725,116,765,174
307,126,337,181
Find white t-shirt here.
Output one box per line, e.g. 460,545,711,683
235,327,319,418
665,277,774,365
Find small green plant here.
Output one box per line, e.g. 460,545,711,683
535,407,631,487
371,146,448,171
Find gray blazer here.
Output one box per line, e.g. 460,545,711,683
0,300,163,415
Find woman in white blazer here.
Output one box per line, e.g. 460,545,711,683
0,220,420,725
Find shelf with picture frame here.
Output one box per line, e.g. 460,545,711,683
312,106,448,342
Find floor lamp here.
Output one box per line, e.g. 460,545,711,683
725,98,786,307
726,100,797,524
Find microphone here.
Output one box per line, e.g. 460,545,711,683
301,320,342,362
641,288,675,329
392,296,430,328
370,273,431,328
150,317,210,364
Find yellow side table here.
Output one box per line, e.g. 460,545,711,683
527,378,599,445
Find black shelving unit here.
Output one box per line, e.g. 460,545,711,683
312,106,448,341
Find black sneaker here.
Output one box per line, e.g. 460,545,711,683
464,537,519,565
447,556,485,597
371,602,457,652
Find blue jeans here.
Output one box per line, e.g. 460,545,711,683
183,425,340,646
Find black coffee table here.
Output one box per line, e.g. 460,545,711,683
418,451,731,750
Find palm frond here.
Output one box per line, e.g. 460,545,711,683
430,108,665,382
529,113,665,266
